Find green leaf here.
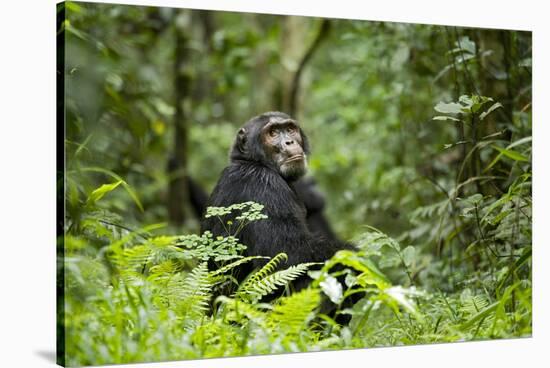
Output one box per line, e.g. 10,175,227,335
86,181,122,205
382,286,424,321
269,289,320,336
456,36,476,55
507,136,532,149
434,101,463,114
485,138,532,171
480,102,502,120
433,116,461,122
210,256,268,276
492,145,529,162
325,250,391,289
402,246,415,267
78,167,144,212
238,262,317,303
459,301,499,330
66,2,84,13
459,95,473,107
64,20,88,41
461,193,483,205
320,275,343,304
519,58,531,67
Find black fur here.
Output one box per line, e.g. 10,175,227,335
201,112,352,289
292,177,340,242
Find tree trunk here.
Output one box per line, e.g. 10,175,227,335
167,10,192,226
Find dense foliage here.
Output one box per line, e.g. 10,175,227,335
58,2,531,366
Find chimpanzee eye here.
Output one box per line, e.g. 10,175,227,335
287,126,297,134
269,128,278,137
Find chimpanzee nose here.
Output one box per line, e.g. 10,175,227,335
284,139,294,146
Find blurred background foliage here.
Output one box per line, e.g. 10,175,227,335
59,1,531,365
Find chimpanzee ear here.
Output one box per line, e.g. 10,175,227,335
236,128,248,154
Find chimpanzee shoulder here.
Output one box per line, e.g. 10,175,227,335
206,160,306,221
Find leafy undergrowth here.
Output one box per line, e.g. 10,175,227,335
61,194,531,367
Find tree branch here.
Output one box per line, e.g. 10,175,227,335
289,19,331,117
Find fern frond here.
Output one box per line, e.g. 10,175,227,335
239,263,317,303
460,294,490,316
268,288,320,336
166,263,213,324
455,293,494,333
147,259,182,284
110,244,151,271
216,296,268,327
210,256,269,276
236,253,287,297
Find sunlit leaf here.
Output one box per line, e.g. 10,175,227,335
78,167,144,212
320,275,343,304
434,101,463,114
433,115,461,122
86,181,122,205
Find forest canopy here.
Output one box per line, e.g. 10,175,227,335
58,2,532,366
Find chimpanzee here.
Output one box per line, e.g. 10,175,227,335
169,159,343,242
292,176,340,242
186,173,341,242
201,111,354,290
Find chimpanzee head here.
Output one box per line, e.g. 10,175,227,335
230,111,310,181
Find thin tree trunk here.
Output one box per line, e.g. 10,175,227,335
168,10,191,226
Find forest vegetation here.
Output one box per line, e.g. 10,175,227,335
58,2,532,366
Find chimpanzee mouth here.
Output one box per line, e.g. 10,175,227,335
284,155,304,163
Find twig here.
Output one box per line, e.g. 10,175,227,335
98,220,150,240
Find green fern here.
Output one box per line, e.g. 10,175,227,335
268,288,320,336
175,232,247,262
454,291,495,336
240,263,318,303
459,293,489,316
210,256,268,277
122,244,151,270
216,296,268,327
165,263,213,325
108,244,151,284
236,253,288,298
147,259,182,284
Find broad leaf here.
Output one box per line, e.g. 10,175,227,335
402,246,415,267
434,101,463,114
320,275,343,304
87,181,122,205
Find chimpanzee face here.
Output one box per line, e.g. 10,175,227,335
261,116,307,181
230,112,310,181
